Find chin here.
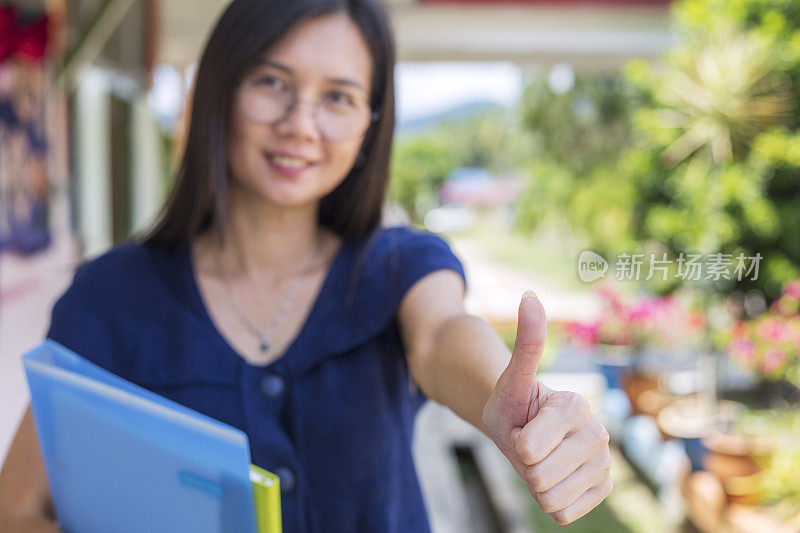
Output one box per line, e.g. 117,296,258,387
258,186,321,210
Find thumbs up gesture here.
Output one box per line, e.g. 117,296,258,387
481,291,613,525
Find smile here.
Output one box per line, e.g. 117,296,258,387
263,152,317,175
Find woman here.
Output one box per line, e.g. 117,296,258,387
0,0,612,531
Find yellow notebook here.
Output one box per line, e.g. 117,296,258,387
250,465,282,533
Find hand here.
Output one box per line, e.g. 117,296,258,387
482,291,613,525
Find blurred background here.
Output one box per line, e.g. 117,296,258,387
1,0,799,531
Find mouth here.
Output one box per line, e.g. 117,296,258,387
262,151,317,177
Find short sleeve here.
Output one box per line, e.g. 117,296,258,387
382,225,467,307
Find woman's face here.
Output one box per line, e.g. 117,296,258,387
227,14,374,210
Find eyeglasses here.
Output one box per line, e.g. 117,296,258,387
237,71,379,142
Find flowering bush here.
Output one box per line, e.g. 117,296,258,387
566,282,706,350
726,281,800,385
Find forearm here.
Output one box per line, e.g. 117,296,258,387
0,516,61,533
412,313,511,435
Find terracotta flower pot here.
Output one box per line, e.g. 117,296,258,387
702,431,764,504
621,371,659,415
635,387,681,419
721,472,764,506
703,432,761,477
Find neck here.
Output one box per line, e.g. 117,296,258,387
210,192,330,282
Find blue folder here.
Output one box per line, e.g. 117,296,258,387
23,339,261,533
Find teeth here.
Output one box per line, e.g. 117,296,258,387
270,155,310,168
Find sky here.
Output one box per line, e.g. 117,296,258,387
395,62,523,125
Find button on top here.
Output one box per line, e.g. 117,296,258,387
273,465,296,493
260,374,285,398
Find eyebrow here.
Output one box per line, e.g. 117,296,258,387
256,59,366,91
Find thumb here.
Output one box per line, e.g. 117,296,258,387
506,290,547,391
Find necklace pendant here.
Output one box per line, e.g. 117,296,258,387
260,339,270,352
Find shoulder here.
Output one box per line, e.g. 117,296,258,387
46,239,187,367
366,224,454,253
360,225,464,275
72,240,150,281
56,239,180,312
348,224,466,306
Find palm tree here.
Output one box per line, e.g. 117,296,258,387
653,24,792,167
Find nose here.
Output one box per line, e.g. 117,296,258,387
274,98,320,140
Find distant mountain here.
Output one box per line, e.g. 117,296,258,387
397,100,508,137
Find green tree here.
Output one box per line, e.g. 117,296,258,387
513,71,641,241
389,107,536,223
389,136,454,222
515,0,800,299
621,0,800,297
438,109,537,174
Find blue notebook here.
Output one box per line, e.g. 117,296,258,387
23,340,263,533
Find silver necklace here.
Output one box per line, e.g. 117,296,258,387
220,259,306,353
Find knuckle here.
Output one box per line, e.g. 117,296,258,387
537,490,560,514
525,464,550,492
552,509,572,525
516,438,532,463
589,422,610,446
515,339,543,355
517,439,543,465
567,393,590,416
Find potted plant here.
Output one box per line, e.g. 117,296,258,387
721,410,800,528
566,282,706,402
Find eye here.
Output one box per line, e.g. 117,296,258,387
253,74,288,92
325,91,357,108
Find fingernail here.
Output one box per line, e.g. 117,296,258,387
522,289,538,300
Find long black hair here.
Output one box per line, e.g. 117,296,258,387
143,0,395,246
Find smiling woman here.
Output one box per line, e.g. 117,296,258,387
0,0,613,532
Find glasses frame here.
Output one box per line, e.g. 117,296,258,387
237,76,381,142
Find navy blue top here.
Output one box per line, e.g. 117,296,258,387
46,225,466,532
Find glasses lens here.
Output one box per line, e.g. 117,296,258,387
239,80,291,124
318,98,372,141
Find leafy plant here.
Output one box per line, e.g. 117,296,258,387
514,0,800,300
737,409,800,519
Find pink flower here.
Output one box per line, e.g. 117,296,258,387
756,317,792,344
760,347,786,374
783,280,800,299
597,282,626,311
566,322,599,347
727,338,755,364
